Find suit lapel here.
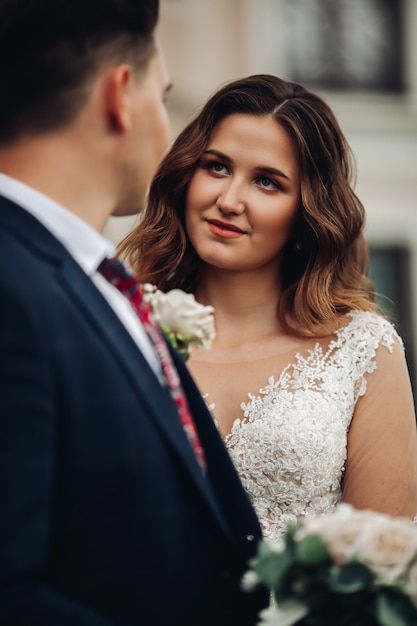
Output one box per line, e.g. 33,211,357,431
60,260,235,542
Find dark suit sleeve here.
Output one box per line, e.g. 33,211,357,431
167,343,264,548
0,286,123,625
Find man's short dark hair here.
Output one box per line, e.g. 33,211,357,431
0,0,159,144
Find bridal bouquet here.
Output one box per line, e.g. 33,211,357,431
143,284,215,360
243,504,417,626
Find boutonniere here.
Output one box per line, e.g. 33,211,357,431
143,284,215,361
243,504,417,626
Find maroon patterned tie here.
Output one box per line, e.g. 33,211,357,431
98,256,206,473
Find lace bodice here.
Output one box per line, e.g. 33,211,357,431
209,312,401,544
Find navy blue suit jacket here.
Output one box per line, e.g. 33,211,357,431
0,197,268,625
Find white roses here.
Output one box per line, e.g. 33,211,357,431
245,503,417,626
143,284,216,360
296,504,417,583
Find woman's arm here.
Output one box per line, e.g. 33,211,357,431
342,336,417,518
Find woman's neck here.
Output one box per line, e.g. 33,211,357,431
194,267,283,347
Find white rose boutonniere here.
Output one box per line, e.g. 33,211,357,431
243,504,417,626
143,284,215,361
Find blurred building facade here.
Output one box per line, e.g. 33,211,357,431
104,0,417,390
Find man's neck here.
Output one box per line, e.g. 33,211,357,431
0,134,116,233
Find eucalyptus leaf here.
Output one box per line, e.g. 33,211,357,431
295,535,331,566
328,561,374,593
376,590,417,626
253,550,294,590
257,600,309,626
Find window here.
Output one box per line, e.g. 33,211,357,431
282,0,404,91
369,245,415,399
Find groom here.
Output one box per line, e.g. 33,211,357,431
0,0,268,624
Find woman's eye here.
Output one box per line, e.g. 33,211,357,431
257,176,279,190
207,161,228,175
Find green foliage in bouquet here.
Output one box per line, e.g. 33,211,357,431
245,506,417,626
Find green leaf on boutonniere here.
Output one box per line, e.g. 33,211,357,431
162,330,192,361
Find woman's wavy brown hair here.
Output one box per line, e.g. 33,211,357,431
119,74,376,335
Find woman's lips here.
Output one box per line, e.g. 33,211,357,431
206,219,246,239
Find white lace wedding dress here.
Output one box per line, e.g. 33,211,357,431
215,311,401,544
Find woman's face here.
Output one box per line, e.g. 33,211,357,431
185,113,301,275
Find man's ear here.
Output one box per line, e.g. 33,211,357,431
105,64,135,133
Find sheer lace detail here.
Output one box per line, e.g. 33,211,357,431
207,312,401,543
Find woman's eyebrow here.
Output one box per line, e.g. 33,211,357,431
253,165,290,181
202,149,231,162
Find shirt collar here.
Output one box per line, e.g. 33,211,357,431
0,173,115,274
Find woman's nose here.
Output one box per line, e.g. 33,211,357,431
216,180,246,215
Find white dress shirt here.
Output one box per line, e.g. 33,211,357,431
0,173,163,381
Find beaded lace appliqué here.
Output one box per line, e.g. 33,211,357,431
207,312,400,543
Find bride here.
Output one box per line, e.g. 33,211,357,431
119,74,417,543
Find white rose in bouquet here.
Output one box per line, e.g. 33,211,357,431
407,561,417,606
358,516,417,582
298,505,417,582
295,504,369,565
143,284,215,360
